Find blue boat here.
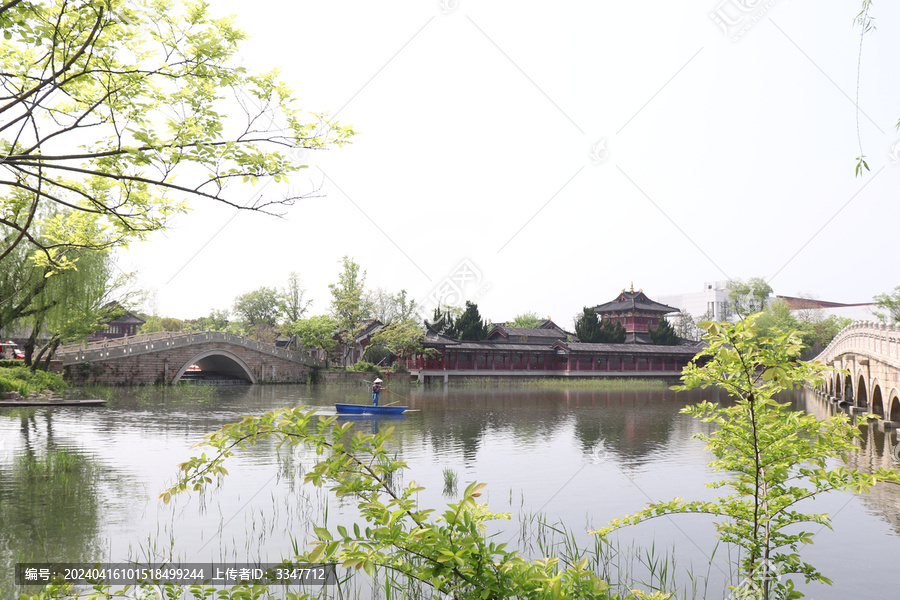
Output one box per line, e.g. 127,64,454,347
336,413,407,422
335,403,407,415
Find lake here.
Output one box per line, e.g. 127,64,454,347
1,382,898,598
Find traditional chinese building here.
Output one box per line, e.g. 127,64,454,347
593,285,680,344
406,288,700,383
92,304,145,339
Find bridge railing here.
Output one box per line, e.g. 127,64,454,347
57,331,310,365
815,320,900,368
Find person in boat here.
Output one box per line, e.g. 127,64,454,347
371,378,385,406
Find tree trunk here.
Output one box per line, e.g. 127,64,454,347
22,325,38,367
42,337,61,371
31,335,58,372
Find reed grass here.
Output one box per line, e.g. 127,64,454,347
516,509,728,600
442,467,458,497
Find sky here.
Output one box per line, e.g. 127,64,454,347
122,0,900,327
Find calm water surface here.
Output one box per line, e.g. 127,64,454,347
1,383,898,599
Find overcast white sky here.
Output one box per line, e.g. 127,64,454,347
123,0,900,326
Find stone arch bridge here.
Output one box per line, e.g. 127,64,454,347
59,331,315,385
813,321,900,424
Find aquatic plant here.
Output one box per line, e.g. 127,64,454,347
442,467,458,497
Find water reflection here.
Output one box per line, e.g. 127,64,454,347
0,384,897,600
0,409,117,598
799,391,900,539
389,386,718,468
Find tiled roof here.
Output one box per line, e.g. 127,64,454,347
489,326,566,339
559,341,700,355
593,290,679,315
109,313,145,325
776,295,874,310
451,342,562,352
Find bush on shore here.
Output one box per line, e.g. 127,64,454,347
0,366,66,396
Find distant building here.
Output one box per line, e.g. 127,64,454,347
93,305,145,339
486,322,568,345
333,319,385,366
404,287,700,381
593,286,680,344
658,281,876,323
657,281,731,322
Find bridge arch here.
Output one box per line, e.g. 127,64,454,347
172,349,257,384
871,382,884,417
890,391,900,422
844,373,853,402
856,374,868,407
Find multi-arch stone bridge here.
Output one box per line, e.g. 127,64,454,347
813,321,900,423
59,331,315,385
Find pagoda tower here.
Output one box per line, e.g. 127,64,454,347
592,284,679,344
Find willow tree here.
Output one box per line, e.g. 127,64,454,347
0,0,354,270
22,248,127,368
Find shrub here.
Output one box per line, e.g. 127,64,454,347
348,360,381,375
0,367,66,395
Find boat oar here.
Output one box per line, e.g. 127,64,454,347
381,388,408,407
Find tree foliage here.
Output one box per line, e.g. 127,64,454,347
672,311,701,342
288,315,338,353
426,305,458,337
593,316,899,599
370,288,420,325
510,311,543,328
13,248,129,367
0,0,353,269
454,301,488,341
598,319,626,344
648,318,678,345
329,256,372,333
232,286,279,327
574,307,601,342
754,299,852,354
184,308,230,332
366,318,428,360
872,285,900,323
278,272,312,324
574,308,625,343
726,277,772,319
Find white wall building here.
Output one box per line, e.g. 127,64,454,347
657,281,731,322
659,281,877,324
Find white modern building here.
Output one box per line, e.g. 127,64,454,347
659,281,877,324
657,281,732,322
